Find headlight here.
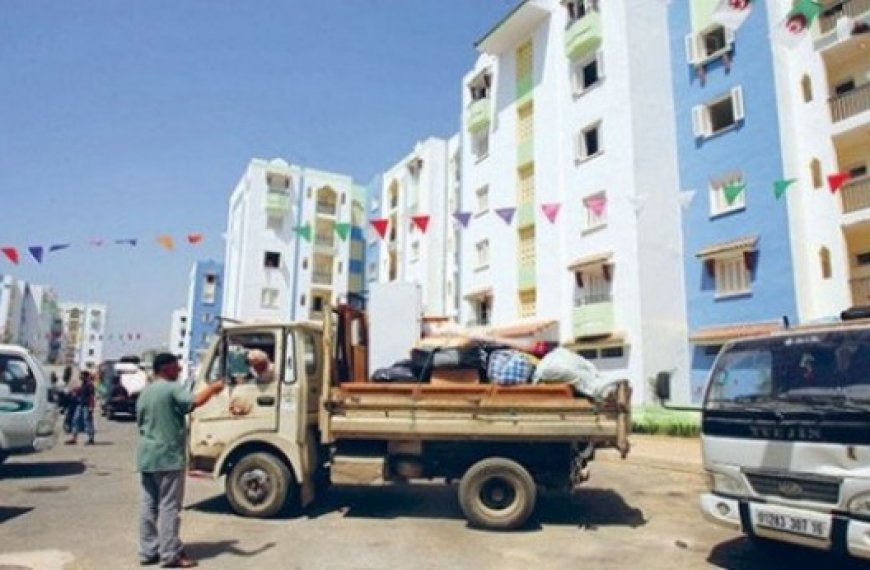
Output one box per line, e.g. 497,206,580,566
707,471,748,496
848,493,870,515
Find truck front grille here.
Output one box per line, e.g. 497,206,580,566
744,471,841,504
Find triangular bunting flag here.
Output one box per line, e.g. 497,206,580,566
114,238,138,246
89,239,104,247
712,0,752,31
1,247,19,265
370,219,389,240
678,190,696,210
541,203,561,223
453,211,472,229
827,172,850,193
585,196,607,217
49,244,71,253
773,178,797,199
495,207,516,225
187,233,204,244
334,223,351,241
723,181,747,205
293,223,312,242
411,215,430,233
771,0,822,49
28,246,44,264
156,235,175,251
628,193,651,213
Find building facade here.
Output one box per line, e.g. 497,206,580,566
458,0,688,403
60,302,107,369
183,259,224,375
168,308,189,374
0,275,23,346
18,284,63,364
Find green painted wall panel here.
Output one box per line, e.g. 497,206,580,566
690,0,719,33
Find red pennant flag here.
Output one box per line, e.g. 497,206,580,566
187,232,204,244
1,247,19,264
370,218,389,240
411,215,430,233
827,172,850,193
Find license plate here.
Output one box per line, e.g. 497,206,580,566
754,509,828,539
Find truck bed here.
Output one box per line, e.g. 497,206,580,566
323,380,631,454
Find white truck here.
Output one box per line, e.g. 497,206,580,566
657,311,870,559
0,344,59,464
188,305,631,530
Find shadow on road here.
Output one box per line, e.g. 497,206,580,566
0,460,86,480
189,483,645,531
0,506,33,523
707,537,869,569
184,540,276,562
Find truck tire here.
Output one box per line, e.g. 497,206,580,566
458,457,536,530
226,452,294,518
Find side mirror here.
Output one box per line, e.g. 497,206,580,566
654,371,671,402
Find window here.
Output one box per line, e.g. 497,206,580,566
857,252,870,266
848,164,867,180
835,78,856,96
177,341,183,349
574,267,611,305
88,349,95,356
576,349,597,360
801,75,813,102
810,158,823,189
518,227,535,267
468,70,492,101
410,241,420,262
476,185,490,215
260,288,280,309
266,172,290,192
692,87,744,138
519,289,537,318
517,102,534,142
303,257,309,270
202,313,211,323
583,192,607,231
564,0,596,24
300,294,306,306
576,122,602,161
312,295,325,313
475,240,490,270
601,346,624,359
474,296,492,326
264,251,281,269
471,130,489,160
709,172,746,216
571,51,604,95
820,247,832,279
715,255,750,297
685,25,734,65
337,261,343,274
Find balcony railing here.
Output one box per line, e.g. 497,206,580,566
572,298,614,339
312,272,333,286
314,233,335,248
841,175,870,214
851,275,870,305
564,10,602,60
465,97,491,133
819,0,870,34
830,82,870,122
316,201,337,216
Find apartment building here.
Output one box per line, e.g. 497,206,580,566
0,275,23,346
183,259,224,375
19,284,63,364
459,0,688,403
60,302,107,369
168,308,188,373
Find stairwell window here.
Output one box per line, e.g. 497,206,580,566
709,172,746,217
475,185,490,216
263,251,281,269
471,130,489,161
571,50,604,96
685,25,734,66
563,0,597,25
575,122,603,162
692,87,744,139
715,255,750,297
475,240,490,271
260,288,280,309
583,191,607,231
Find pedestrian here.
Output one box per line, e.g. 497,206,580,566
65,370,95,445
136,352,224,568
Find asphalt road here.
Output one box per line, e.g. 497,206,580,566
1,416,868,570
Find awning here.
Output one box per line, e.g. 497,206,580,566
463,286,493,300
491,318,557,338
689,321,782,345
564,332,627,350
696,235,758,260
567,251,613,271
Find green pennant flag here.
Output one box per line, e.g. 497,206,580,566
723,181,746,205
773,178,797,200
293,223,311,242
334,223,351,241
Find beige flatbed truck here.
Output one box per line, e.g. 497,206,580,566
188,306,631,530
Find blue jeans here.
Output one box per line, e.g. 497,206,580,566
72,406,95,441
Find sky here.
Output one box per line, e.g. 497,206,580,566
0,1,514,357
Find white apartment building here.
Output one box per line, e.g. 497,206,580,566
458,0,689,403
60,302,108,369
0,275,23,345
375,138,451,316
772,0,870,319
18,284,62,363
223,158,358,324
168,308,188,373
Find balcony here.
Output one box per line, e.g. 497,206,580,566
312,271,333,286
851,275,870,305
572,297,614,339
265,193,291,218
841,175,870,214
314,233,335,252
830,82,870,123
819,0,870,35
564,11,602,61
316,201,337,216
466,98,491,133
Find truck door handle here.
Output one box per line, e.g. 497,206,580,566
256,396,276,406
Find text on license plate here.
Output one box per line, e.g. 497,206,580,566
755,511,828,539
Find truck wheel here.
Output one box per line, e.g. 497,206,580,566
226,452,294,518
458,457,536,530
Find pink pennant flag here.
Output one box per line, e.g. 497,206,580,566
827,172,850,193
1,247,19,265
541,203,561,223
157,235,175,251
411,215,430,233
585,196,607,217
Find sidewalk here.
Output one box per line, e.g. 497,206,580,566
599,434,703,475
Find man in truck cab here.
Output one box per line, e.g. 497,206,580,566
243,349,275,384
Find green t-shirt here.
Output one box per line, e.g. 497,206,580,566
135,379,194,472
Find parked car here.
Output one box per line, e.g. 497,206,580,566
0,344,58,464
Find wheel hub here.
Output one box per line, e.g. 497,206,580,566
480,477,516,511
239,468,271,504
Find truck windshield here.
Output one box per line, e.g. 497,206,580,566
704,328,870,410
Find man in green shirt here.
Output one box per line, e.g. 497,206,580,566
136,353,224,568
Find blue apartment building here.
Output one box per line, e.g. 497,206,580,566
184,260,225,373
669,0,798,401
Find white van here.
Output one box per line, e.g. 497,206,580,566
0,344,58,464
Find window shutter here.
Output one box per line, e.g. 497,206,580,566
691,105,706,138
596,49,605,79
731,86,745,121
576,131,585,159
684,33,698,64
724,27,736,48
